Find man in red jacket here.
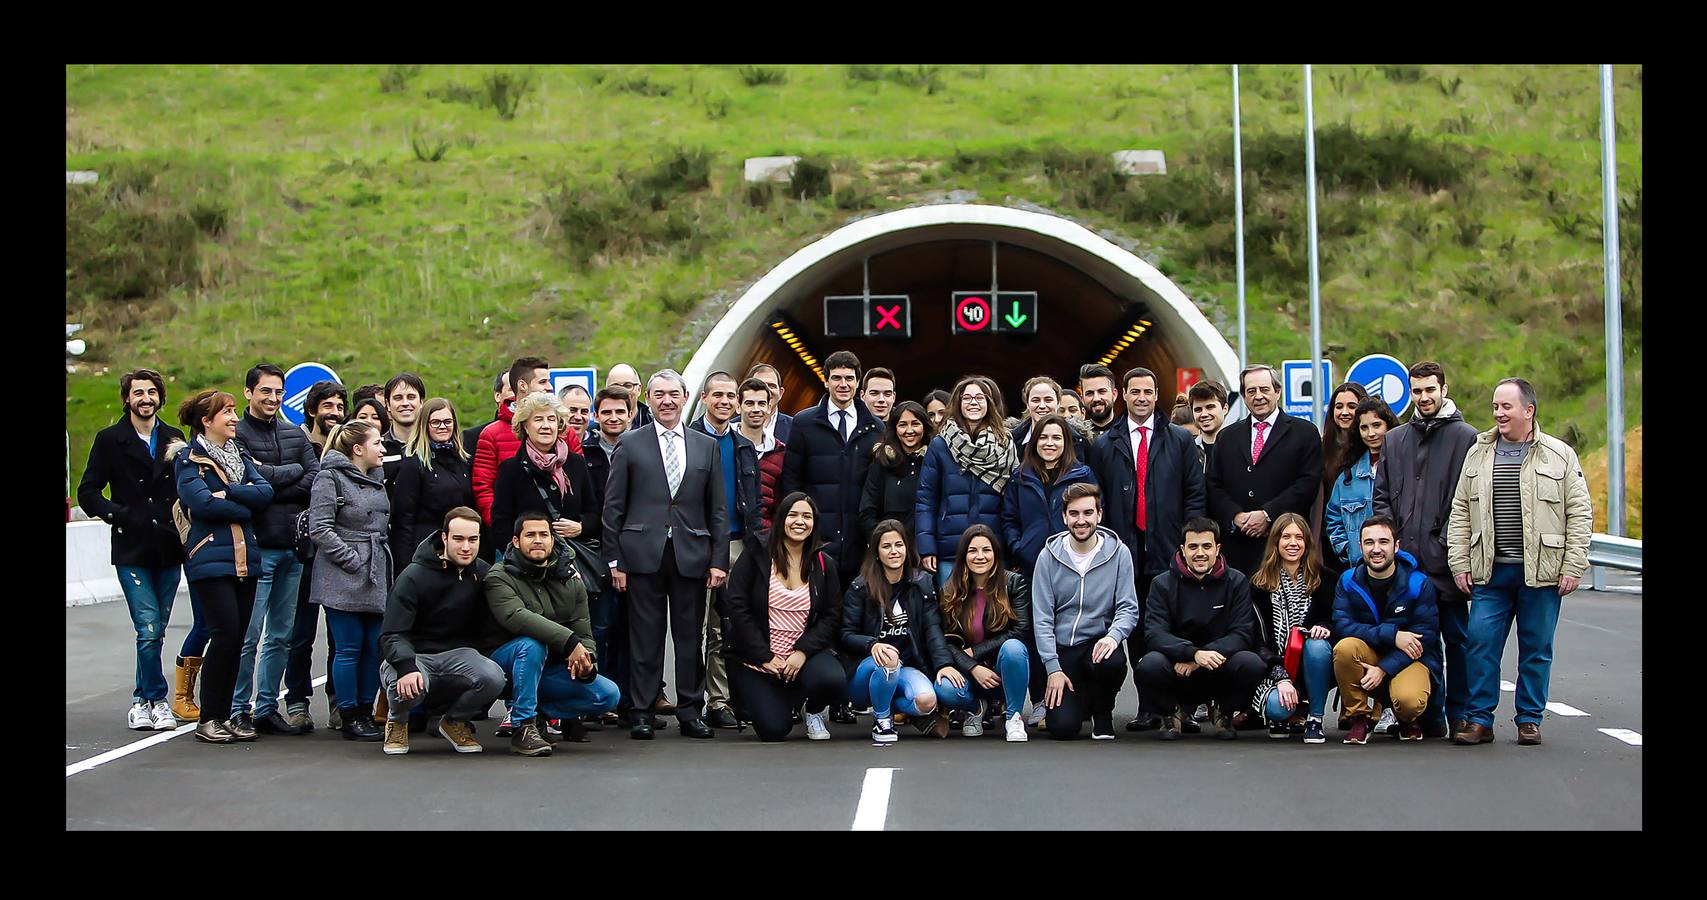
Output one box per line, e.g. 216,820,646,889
473,356,581,532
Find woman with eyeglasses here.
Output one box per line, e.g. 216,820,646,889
915,376,1018,588
389,398,476,576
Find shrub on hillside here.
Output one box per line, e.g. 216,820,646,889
484,70,534,120
738,66,787,87
791,157,832,200
379,64,421,93
66,160,226,313
544,147,720,265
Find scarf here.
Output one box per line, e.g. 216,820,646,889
938,420,1019,493
198,434,245,484
526,439,570,497
1252,569,1312,718
430,439,457,452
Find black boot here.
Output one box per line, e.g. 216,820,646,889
342,709,382,742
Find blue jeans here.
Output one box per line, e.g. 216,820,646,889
934,638,1029,714
1465,563,1563,727
933,560,955,589
1425,599,1471,728
324,608,382,714
178,576,209,660
849,657,934,719
489,636,623,722
115,565,182,703
1261,637,1333,722
232,548,303,717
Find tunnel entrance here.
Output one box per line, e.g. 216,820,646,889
683,204,1237,418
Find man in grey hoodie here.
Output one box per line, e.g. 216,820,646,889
1032,482,1141,741
1372,360,1478,738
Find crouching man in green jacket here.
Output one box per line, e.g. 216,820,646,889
482,512,622,756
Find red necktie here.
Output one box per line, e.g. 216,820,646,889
1252,420,1269,464
1134,424,1148,532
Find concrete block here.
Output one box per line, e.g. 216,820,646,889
1110,150,1167,176
65,520,189,607
66,171,99,185
744,156,800,183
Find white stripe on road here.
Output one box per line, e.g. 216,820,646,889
67,676,328,779
1500,680,1516,692
852,767,898,831
1545,702,1590,717
1598,728,1643,746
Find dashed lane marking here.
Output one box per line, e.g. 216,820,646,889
1500,681,1516,692
1545,702,1590,717
66,676,328,779
1598,728,1642,746
852,767,898,831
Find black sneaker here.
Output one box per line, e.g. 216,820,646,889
1268,721,1292,739
871,718,898,744
1303,719,1327,744
255,710,305,736
1091,713,1115,741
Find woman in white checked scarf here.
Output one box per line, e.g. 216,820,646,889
1248,513,1336,742
916,376,1019,589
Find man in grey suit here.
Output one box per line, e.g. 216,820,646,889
603,370,730,740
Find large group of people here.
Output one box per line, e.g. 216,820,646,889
77,350,1593,754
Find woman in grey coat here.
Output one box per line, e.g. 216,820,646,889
309,420,394,741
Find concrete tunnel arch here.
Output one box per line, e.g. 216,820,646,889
681,203,1239,420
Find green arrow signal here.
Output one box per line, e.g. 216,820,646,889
1003,300,1029,329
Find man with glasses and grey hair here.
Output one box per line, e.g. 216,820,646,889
607,363,655,428
1447,378,1591,747
1206,364,1323,577
602,369,729,740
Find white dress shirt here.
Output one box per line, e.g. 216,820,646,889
828,400,855,442
1127,412,1157,460
655,420,689,473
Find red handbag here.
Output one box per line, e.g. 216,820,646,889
1282,627,1306,680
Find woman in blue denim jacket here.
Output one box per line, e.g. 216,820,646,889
1325,397,1398,566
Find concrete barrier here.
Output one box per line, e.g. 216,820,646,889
65,520,189,607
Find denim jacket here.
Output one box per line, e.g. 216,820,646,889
1326,451,1375,565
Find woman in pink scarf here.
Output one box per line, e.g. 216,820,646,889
489,391,598,560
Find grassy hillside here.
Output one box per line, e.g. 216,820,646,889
65,64,1642,534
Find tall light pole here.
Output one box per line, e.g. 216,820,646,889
1599,64,1625,536
1303,65,1324,428
1233,64,1248,371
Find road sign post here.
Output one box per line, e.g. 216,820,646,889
1345,354,1411,419
281,362,341,427
1281,359,1332,424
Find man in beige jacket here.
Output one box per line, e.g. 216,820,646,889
1446,378,1592,746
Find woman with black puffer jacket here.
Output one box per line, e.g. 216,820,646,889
858,401,933,543
389,398,475,574
841,519,957,743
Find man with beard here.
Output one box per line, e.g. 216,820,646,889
1078,364,1121,436
283,379,347,729
231,364,319,736
79,368,188,731
1372,360,1478,739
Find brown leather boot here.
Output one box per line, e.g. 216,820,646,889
1517,722,1543,745
172,657,203,722
1452,721,1495,745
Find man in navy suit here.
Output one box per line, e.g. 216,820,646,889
1206,365,1323,578
603,370,729,740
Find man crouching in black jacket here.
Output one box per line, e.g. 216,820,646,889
378,507,507,755
1136,517,1266,740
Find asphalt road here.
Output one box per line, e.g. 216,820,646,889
65,573,1642,830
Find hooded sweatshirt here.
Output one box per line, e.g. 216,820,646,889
1142,550,1258,664
1030,525,1140,674
380,533,492,676
479,541,595,661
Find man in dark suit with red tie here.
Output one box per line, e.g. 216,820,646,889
602,369,730,741
1088,367,1206,731
1206,365,1324,578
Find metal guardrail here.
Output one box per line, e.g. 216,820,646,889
1588,533,1641,594
1588,533,1642,572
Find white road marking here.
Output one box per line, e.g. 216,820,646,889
67,676,328,779
852,767,898,831
1500,680,1516,692
1560,617,1627,636
1598,728,1642,746
1546,702,1590,717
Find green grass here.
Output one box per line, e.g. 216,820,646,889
66,64,1642,524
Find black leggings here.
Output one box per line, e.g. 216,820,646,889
191,574,258,723
1045,640,1129,740
727,650,847,742
1134,649,1267,717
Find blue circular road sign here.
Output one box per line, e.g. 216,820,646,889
1346,354,1410,419
281,362,341,427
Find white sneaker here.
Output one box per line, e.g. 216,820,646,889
149,700,178,731
127,701,153,731
1005,711,1029,742
963,700,986,737
1376,707,1398,735
1025,702,1047,727
804,706,831,741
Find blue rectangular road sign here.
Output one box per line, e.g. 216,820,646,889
547,367,598,400
1280,359,1333,424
